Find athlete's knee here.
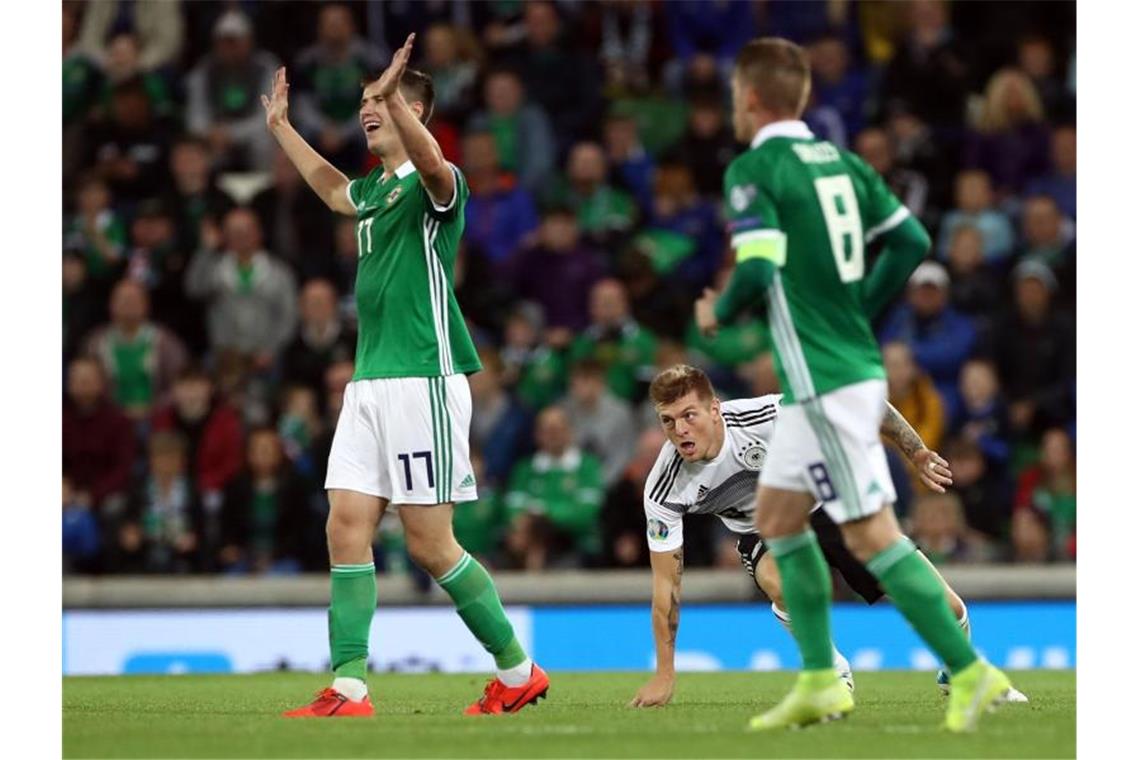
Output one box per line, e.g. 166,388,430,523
405,531,462,578
840,509,900,564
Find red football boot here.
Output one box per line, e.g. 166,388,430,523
464,664,550,715
283,688,374,717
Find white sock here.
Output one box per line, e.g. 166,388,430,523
772,603,845,669
332,676,368,701
959,608,971,639
497,657,533,687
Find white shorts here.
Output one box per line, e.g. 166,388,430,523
759,379,897,524
325,375,477,505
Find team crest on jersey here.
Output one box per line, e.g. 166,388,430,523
729,184,757,212
386,186,403,205
741,442,767,471
647,518,669,541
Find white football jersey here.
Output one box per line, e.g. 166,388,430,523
643,396,781,553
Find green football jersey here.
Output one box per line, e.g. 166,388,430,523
346,160,481,380
724,121,911,402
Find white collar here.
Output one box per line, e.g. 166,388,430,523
750,120,814,149
533,447,582,472
392,160,416,179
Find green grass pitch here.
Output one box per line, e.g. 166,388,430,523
64,670,1075,758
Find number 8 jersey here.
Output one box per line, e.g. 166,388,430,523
723,121,911,403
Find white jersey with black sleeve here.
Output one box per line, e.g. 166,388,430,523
643,396,782,553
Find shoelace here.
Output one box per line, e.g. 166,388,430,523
477,679,507,709
314,688,346,704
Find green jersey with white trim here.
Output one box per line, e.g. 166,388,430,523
724,121,910,402
346,160,481,380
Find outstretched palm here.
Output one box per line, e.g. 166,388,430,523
261,67,290,129
374,33,416,98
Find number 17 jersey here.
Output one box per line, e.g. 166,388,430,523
724,121,911,403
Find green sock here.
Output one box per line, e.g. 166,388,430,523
868,538,978,674
768,530,835,672
329,563,376,680
436,552,527,669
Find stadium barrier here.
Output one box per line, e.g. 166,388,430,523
63,565,1075,608
63,567,1074,677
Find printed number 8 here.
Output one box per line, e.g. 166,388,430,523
809,462,836,502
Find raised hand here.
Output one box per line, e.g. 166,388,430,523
374,33,416,99
695,288,720,338
261,67,290,130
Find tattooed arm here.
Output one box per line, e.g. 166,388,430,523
881,401,954,492
630,547,683,707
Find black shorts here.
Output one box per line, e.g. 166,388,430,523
735,509,885,604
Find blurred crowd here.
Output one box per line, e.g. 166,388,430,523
62,0,1076,580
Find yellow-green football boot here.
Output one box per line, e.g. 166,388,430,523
943,659,1015,732
747,670,855,731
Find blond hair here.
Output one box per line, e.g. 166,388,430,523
649,364,715,407
978,68,1045,133
733,37,812,118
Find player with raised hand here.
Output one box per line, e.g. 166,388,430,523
627,365,1027,708
695,38,1019,732
265,34,548,718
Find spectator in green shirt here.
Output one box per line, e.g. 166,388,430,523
568,279,658,403
469,68,556,194
559,141,638,248
505,406,605,566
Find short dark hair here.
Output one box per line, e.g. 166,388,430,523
733,37,811,118
571,358,606,380
361,68,435,124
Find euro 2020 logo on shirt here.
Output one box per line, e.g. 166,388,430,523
647,518,669,541
729,184,757,213
742,442,767,471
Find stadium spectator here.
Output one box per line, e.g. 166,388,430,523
1016,33,1075,122
598,427,666,569
280,279,356,408
635,162,723,295
291,3,386,172
964,68,1051,197
276,385,323,487
568,278,659,403
671,93,738,200
603,109,655,213
504,406,605,565
97,32,175,119
946,225,1002,322
499,304,569,412
806,33,867,145
855,127,930,223
989,260,1075,436
880,262,977,410
878,0,970,130
118,431,204,574
65,175,127,305
504,205,606,334
952,359,1011,471
596,0,663,96
86,74,172,203
185,10,280,172
1016,194,1075,270
1025,125,1077,221
936,170,1015,262
151,366,244,512
558,141,638,248
943,436,1012,541
663,0,755,92
218,428,312,574
883,341,945,459
1014,427,1077,561
76,0,184,72
421,23,482,122
185,208,298,367
63,2,103,129
461,130,540,266
62,356,136,512
63,475,101,575
469,68,556,193
469,350,533,488
83,279,189,419
499,1,603,152
164,137,235,256
250,149,339,279
909,492,995,564
561,358,637,488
